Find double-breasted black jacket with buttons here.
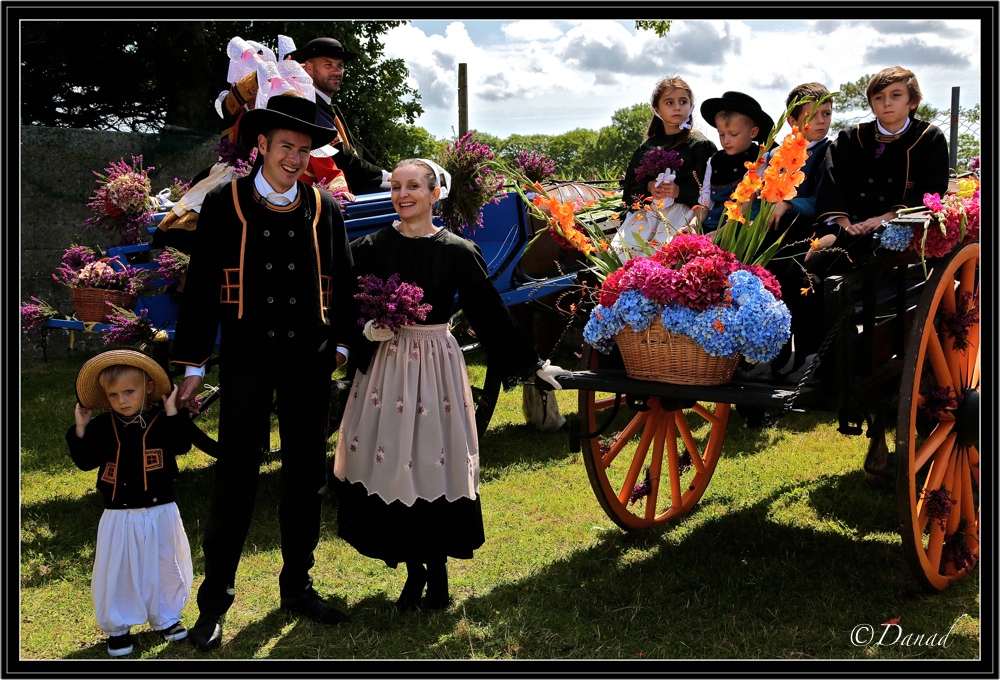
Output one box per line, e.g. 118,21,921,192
816,118,950,225
171,175,355,367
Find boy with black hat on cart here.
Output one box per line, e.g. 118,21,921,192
698,90,775,234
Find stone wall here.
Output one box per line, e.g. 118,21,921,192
19,126,217,363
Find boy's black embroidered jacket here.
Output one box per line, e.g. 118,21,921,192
816,118,949,224
66,405,200,509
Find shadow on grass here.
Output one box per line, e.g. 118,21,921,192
416,476,979,660
20,460,291,589
478,418,577,482
42,469,981,662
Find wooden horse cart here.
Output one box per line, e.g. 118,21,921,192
554,236,980,593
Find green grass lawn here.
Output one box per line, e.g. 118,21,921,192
18,350,980,662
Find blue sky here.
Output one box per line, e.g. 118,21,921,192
379,19,983,142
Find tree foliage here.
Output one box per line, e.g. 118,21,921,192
634,20,672,38
546,129,599,179
393,125,449,162
591,103,649,178
494,134,554,163
20,20,421,167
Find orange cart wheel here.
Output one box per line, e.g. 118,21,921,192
578,345,730,530
896,241,980,592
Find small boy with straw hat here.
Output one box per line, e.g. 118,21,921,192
68,348,210,657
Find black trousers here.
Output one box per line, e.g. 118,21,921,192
196,340,334,614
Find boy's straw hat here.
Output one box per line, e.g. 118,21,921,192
700,91,774,143
76,349,172,410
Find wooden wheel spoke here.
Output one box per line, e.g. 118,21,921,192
665,416,685,511
958,258,977,300
939,279,957,316
925,330,957,395
961,450,978,530
603,411,650,468
966,326,980,388
693,402,724,428
939,330,962,390
926,450,959,572
645,414,668,521
916,431,957,529
926,521,946,573
945,455,964,536
674,412,705,474
616,409,661,505
913,419,956,471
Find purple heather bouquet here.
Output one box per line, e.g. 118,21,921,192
315,177,353,213
355,273,432,333
633,147,684,183
52,245,152,295
84,155,157,245
101,304,170,347
155,247,190,284
156,177,191,209
20,297,61,339
514,150,556,184
215,138,257,178
439,132,506,234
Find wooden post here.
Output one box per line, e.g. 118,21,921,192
949,86,959,172
458,63,468,137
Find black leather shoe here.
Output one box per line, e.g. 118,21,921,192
281,587,350,624
188,611,224,651
422,593,452,611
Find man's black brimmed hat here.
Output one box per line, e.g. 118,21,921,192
238,93,338,150
700,91,774,143
288,37,358,63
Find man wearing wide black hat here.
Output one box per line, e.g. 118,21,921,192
172,93,356,651
290,37,389,195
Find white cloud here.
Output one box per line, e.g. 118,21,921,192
385,19,982,141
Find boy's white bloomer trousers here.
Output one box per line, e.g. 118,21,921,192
91,502,193,636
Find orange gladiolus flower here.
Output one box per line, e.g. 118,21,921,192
551,201,575,228
760,126,809,203
732,183,755,204
723,200,746,224
729,159,763,207
713,319,725,333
